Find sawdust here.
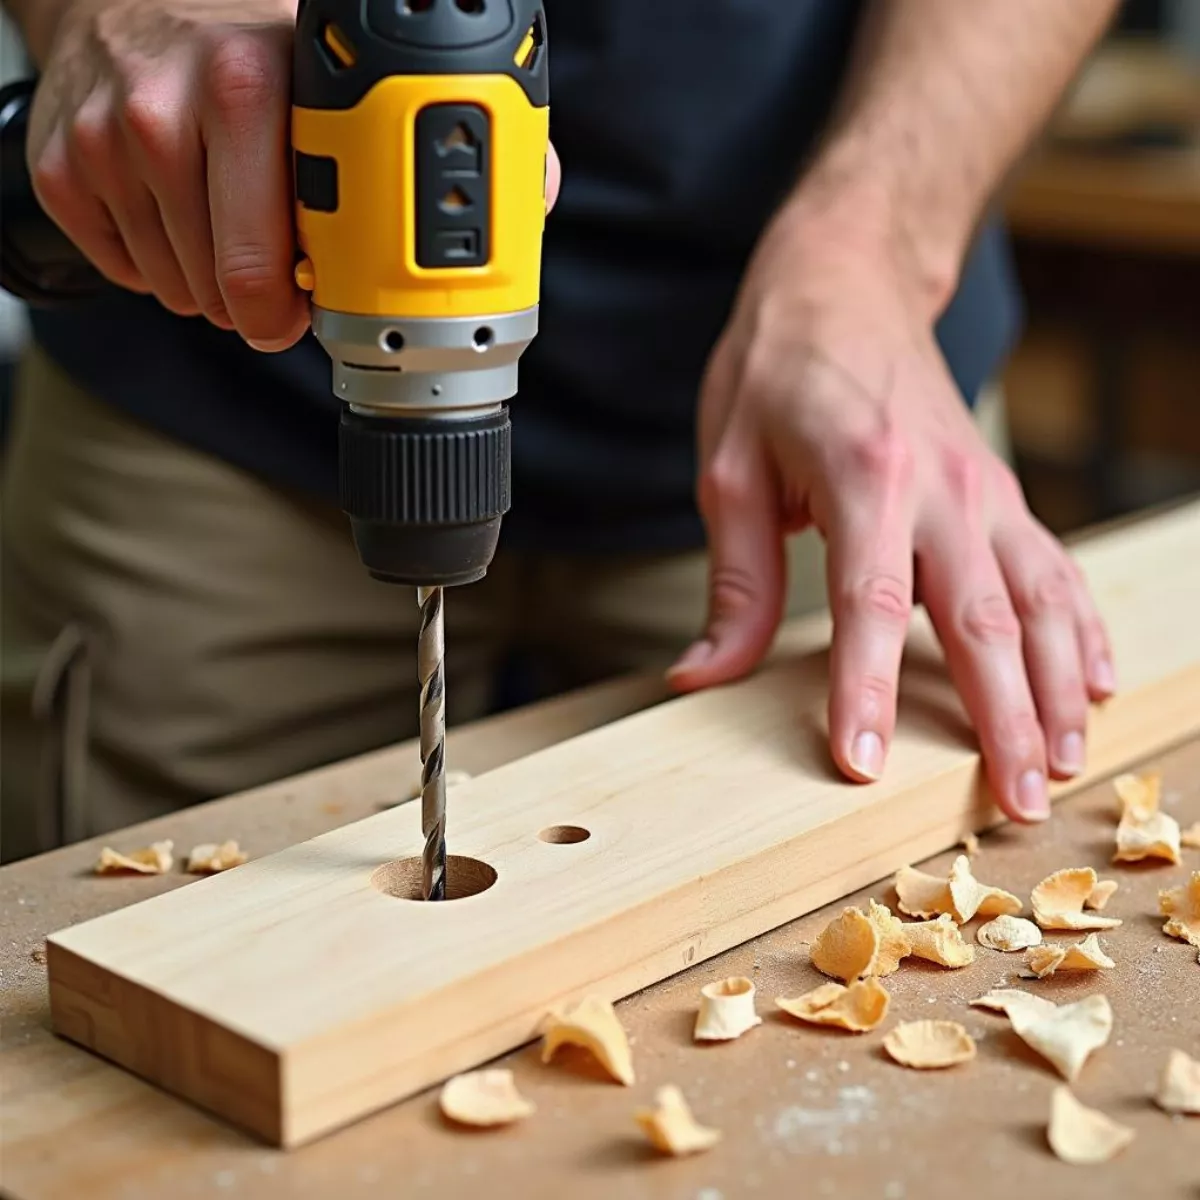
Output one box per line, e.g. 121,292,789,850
694,976,762,1042
186,841,248,873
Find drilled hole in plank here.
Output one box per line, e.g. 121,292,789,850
538,825,590,845
372,855,497,900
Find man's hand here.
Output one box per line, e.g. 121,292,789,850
26,0,309,349
668,202,1114,824
20,0,565,349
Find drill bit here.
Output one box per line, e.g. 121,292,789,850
417,585,447,901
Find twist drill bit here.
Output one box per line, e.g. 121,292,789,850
417,585,447,901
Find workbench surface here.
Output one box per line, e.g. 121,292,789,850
3,677,1197,1200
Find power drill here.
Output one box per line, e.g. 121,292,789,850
0,0,550,900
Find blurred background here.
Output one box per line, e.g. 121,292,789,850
0,0,1197,535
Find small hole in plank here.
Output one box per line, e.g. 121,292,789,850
371,855,497,900
538,825,590,845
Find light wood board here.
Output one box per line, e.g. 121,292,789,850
44,502,1200,1146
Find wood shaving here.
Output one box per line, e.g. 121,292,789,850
94,841,173,875
634,1085,721,1156
977,915,1042,952
1031,868,1123,931
810,907,880,982
1155,1049,1200,1114
883,1020,976,1069
185,840,248,873
895,856,1019,923
540,995,634,1085
1114,809,1182,865
1084,879,1119,911
693,976,762,1042
894,866,954,919
1182,822,1200,849
1008,994,1113,1082
1023,934,1115,979
865,900,911,976
1113,771,1160,822
776,978,890,1033
962,832,980,857
1047,1086,1135,1165
30,946,47,965
970,988,1058,1022
947,854,1022,922
904,915,975,968
1158,871,1200,950
439,1069,534,1127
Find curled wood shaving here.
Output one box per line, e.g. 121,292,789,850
1156,1049,1200,1115
1158,871,1200,950
94,841,173,876
1113,771,1160,822
970,988,1058,1022
1048,1087,1135,1165
1084,879,1119,911
776,978,890,1033
977,915,1042,952
439,1069,534,1127
1031,868,1123,931
810,907,880,982
948,855,1022,922
540,995,634,1085
895,856,1019,923
185,840,248,873
1114,810,1182,865
865,900,911,976
1023,934,1115,979
962,832,980,857
634,1086,721,1156
694,976,762,1042
883,1020,976,1069
1008,994,1113,1082
1182,822,1200,849
894,866,954,920
904,915,975,968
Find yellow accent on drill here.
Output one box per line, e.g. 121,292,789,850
292,74,549,319
514,26,536,69
321,23,357,68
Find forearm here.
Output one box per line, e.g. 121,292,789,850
790,0,1120,313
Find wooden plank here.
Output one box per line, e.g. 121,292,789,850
44,502,1200,1147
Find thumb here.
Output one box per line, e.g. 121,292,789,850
668,428,785,691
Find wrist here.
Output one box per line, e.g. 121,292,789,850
11,0,74,63
780,142,970,322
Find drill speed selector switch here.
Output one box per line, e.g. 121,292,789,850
292,0,549,587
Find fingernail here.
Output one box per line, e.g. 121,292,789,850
1015,769,1050,821
247,336,293,353
667,639,714,677
849,730,884,780
1092,658,1117,694
1056,731,1085,776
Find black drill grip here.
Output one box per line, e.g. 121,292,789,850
0,79,110,307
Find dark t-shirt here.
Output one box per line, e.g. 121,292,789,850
30,0,1022,555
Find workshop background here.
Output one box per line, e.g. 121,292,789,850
1,0,1197,529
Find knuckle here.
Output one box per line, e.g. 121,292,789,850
217,245,282,306
841,573,912,626
845,426,914,490
205,35,279,122
859,672,895,711
29,150,74,213
940,447,983,507
709,565,761,619
1013,568,1074,621
69,107,117,169
997,710,1044,759
698,457,753,515
959,592,1021,645
120,87,181,160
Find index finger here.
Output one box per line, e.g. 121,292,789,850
201,32,308,350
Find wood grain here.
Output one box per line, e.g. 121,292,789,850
42,502,1200,1146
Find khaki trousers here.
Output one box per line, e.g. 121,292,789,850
1,343,1007,863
